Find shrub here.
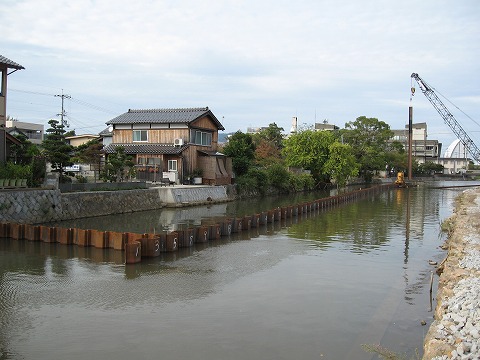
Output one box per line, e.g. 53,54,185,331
290,173,315,191
266,163,290,191
236,167,269,195
76,175,88,183
0,162,31,180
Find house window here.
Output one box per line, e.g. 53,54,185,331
194,130,212,146
147,157,161,165
133,130,148,142
168,160,177,171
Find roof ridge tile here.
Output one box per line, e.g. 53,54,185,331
128,107,208,113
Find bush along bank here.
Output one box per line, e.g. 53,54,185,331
232,168,321,199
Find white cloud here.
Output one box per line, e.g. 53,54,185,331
1,0,479,150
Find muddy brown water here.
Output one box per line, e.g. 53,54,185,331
1,182,478,359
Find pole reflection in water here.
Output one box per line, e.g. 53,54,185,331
0,182,477,360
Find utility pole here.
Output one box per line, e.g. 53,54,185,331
55,90,71,127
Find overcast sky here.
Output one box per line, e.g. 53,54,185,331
1,0,479,152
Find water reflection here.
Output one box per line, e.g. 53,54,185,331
1,182,479,359
43,188,341,232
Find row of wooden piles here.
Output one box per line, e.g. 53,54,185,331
0,184,393,264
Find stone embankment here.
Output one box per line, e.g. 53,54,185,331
424,187,480,360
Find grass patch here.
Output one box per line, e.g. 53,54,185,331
440,217,455,237
362,344,420,360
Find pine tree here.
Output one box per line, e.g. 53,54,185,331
42,119,74,182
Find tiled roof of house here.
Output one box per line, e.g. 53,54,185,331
103,143,188,155
99,127,113,136
0,55,25,70
106,107,224,130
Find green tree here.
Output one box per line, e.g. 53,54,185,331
42,119,74,182
323,142,359,188
31,156,47,187
385,140,407,176
8,133,40,165
282,129,335,185
222,131,256,176
256,123,285,149
342,116,394,182
73,139,104,182
253,123,285,167
101,146,134,182
266,162,291,191
414,161,444,176
254,139,283,167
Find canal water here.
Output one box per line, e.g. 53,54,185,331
1,182,478,360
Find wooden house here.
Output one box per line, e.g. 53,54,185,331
104,107,232,185
1,55,24,163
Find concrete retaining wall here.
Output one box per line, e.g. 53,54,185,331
159,186,230,206
0,185,231,224
0,188,164,224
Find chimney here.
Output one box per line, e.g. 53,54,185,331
290,116,298,134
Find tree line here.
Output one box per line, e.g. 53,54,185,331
1,118,132,186
221,116,445,192
1,116,448,189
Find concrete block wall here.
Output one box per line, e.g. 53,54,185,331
154,186,230,206
0,189,165,224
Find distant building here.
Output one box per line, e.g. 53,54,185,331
391,122,442,164
99,127,113,147
314,122,339,131
6,119,44,145
391,123,475,174
65,134,99,147
246,127,266,134
438,139,471,174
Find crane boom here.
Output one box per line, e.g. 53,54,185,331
411,73,480,162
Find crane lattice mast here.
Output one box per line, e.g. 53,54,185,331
410,73,480,162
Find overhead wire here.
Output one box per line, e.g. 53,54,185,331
10,88,55,97
433,87,480,129
8,87,117,132
418,78,480,129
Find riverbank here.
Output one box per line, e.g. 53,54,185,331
0,185,232,224
423,187,480,359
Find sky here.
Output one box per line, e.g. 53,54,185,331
1,0,479,154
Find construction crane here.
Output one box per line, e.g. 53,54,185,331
410,73,480,163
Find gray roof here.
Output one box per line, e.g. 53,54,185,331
0,55,25,70
99,127,113,136
106,107,224,130
103,143,188,155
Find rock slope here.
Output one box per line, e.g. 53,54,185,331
424,187,480,359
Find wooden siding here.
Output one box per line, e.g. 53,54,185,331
198,156,232,185
112,128,191,144
112,116,221,147
191,116,218,131
182,146,199,174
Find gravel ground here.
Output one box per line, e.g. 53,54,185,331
423,187,480,360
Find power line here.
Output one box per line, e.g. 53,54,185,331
10,87,118,116
10,88,55,97
70,97,118,115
